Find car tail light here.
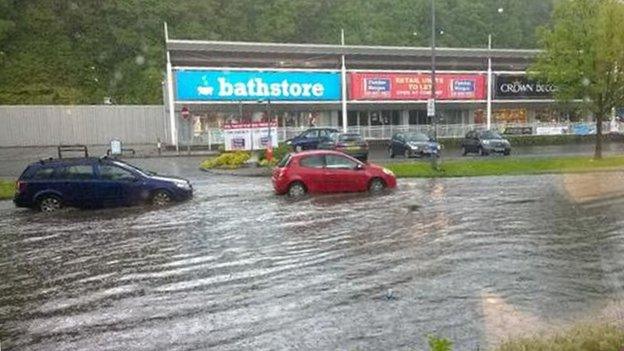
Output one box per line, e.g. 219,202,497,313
16,181,27,193
274,168,287,179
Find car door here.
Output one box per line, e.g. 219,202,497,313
96,163,143,207
297,155,328,193
392,134,403,155
298,130,317,150
465,132,477,152
57,163,98,207
324,154,367,192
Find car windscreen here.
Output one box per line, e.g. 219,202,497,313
405,133,430,142
480,131,502,139
339,134,363,142
112,161,151,176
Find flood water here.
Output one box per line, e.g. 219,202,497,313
1,171,624,350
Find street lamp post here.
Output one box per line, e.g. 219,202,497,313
261,99,274,161
429,0,440,170
487,8,504,131
430,0,437,140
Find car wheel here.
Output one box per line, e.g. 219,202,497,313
38,194,62,212
152,190,173,206
388,147,395,159
369,178,386,193
295,145,303,153
504,150,511,156
461,147,468,156
287,181,307,197
404,149,410,158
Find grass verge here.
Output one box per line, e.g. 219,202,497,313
0,180,14,200
384,155,624,178
495,323,624,351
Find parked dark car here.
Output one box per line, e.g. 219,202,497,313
388,132,441,158
461,130,511,156
14,157,193,212
285,128,339,152
317,132,369,161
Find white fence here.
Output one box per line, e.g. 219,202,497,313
194,121,615,146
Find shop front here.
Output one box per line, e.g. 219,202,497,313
173,69,341,148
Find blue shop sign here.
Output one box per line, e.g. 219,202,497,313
175,70,341,101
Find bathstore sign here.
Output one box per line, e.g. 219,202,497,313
495,75,557,99
175,70,341,101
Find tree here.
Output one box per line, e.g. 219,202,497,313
531,0,624,159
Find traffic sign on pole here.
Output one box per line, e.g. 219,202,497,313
181,106,190,120
427,98,435,117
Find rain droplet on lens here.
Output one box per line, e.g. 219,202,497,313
386,289,395,300
135,55,145,65
69,2,78,10
114,71,123,80
408,204,421,212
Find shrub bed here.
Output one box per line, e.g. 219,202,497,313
200,151,251,169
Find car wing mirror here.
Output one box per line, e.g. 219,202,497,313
355,163,365,170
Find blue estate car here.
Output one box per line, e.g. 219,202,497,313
14,157,192,212
285,128,339,152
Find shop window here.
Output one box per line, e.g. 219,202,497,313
347,111,359,126
409,110,428,125
370,112,382,126
441,110,464,124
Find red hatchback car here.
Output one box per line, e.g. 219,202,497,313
272,150,397,197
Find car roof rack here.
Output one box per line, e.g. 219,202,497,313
57,144,89,159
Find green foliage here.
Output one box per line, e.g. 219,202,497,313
258,158,278,168
531,0,624,158
0,1,555,104
0,180,14,200
200,151,251,169
258,143,290,163
496,323,624,351
385,155,624,178
428,335,453,351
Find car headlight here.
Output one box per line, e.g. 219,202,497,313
286,140,292,145
436,145,441,150
175,182,191,190
482,140,491,145
409,144,419,150
382,168,395,176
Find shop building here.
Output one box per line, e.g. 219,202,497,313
164,31,582,147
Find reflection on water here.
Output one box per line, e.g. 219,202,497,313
1,173,624,350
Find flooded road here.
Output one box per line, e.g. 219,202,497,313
1,171,624,350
